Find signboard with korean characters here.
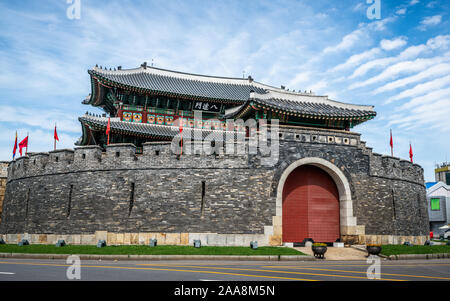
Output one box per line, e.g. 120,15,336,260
192,101,221,112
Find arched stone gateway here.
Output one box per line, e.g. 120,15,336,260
282,165,340,243
274,157,364,244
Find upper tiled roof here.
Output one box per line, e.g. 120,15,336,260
88,64,376,120
89,65,268,102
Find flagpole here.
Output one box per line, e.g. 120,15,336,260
54,123,56,151
26,132,29,155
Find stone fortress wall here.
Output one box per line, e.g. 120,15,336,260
0,162,8,224
0,126,429,246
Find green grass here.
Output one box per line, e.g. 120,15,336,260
380,244,450,256
0,244,305,256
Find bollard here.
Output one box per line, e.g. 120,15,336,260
193,240,201,248
250,241,258,249
56,240,66,247
97,240,106,248
149,239,157,247
18,239,29,246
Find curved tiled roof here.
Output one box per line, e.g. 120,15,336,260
79,114,244,141
88,64,376,120
251,91,375,119
89,66,267,102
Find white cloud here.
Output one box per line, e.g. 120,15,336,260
330,47,382,72
351,54,450,90
0,105,80,134
323,28,365,54
386,74,450,103
374,63,450,94
323,17,396,54
352,2,365,12
399,87,450,110
380,37,407,51
349,35,450,79
396,8,407,15
419,15,442,31
287,71,311,89
421,15,442,26
410,0,419,5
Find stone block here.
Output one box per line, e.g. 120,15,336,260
268,235,282,246
156,233,167,245
107,233,117,245
234,234,244,247
130,233,139,245
264,226,273,236
272,216,282,227
31,234,40,244
124,233,131,245
341,225,356,235
165,233,180,245
180,233,189,245
116,233,124,245
207,234,226,246
138,233,149,245
225,234,236,246
355,225,365,235
81,234,95,245
273,225,282,236
71,235,81,245
46,234,56,244
38,234,48,244
7,234,18,244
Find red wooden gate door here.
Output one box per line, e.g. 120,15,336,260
282,165,340,243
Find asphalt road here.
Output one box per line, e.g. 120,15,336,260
0,258,449,281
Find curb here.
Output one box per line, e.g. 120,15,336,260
387,253,450,260
0,253,316,261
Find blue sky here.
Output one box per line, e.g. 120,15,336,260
0,0,449,181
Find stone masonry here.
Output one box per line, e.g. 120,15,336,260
0,162,8,224
0,126,429,246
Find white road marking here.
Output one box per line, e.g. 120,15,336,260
0,272,15,275
199,279,219,281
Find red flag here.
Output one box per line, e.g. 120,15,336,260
106,117,111,145
179,113,183,155
54,125,59,141
19,136,28,156
12,131,18,159
54,124,59,151
409,143,413,163
389,129,393,156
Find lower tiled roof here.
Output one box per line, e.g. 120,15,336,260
79,115,245,141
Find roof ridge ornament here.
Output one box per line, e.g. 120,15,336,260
141,62,147,69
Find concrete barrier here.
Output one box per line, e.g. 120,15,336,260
0,253,315,261
388,253,450,260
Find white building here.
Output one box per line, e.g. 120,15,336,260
427,182,450,236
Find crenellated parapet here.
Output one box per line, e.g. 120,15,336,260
6,141,252,182
368,152,424,185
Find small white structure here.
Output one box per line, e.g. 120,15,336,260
426,182,450,237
